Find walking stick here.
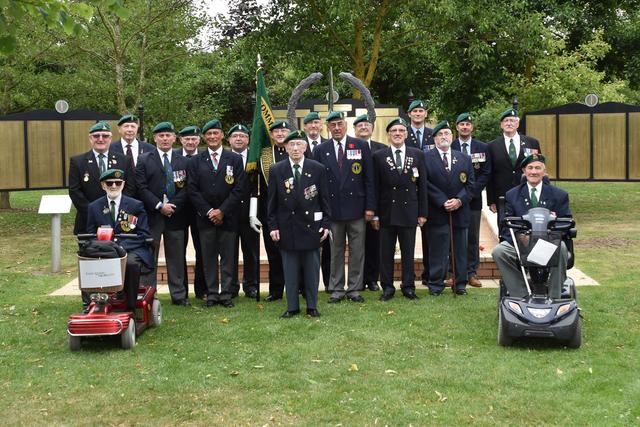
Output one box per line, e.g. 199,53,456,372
449,211,457,298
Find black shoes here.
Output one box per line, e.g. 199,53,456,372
453,288,468,295
220,299,234,308
402,290,419,300
364,282,380,291
265,294,283,302
244,289,258,299
379,292,395,301
280,310,300,318
306,308,321,317
328,297,343,304
205,300,217,307
173,299,191,307
347,295,365,303
429,290,442,296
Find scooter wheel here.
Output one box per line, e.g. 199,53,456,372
497,307,514,346
69,335,82,352
121,318,136,349
566,317,582,349
151,299,162,327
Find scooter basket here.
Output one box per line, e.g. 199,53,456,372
77,254,127,293
515,230,563,268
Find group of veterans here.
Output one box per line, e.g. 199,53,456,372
70,99,555,319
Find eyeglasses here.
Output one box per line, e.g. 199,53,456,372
91,133,112,140
104,180,123,187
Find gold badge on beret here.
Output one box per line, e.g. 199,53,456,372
459,172,467,183
351,162,362,175
114,170,122,178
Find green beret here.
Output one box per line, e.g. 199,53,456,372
227,124,250,137
99,169,125,181
283,130,307,144
178,125,200,136
89,121,111,134
269,119,291,131
152,121,175,134
432,120,451,136
385,117,408,132
407,100,426,113
456,112,473,124
353,114,371,126
325,111,344,122
202,119,222,134
303,112,320,124
519,153,546,169
500,108,519,121
117,114,138,126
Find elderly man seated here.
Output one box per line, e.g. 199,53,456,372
491,154,572,299
86,169,153,310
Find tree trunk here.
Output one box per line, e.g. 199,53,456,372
0,191,10,209
113,20,127,114
352,18,365,100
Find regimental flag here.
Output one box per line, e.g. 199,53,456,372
248,67,276,182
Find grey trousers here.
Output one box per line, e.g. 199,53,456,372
199,226,236,302
281,248,320,311
329,218,365,298
492,241,568,299
427,223,468,292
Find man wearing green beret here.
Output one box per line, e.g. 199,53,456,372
227,124,259,300
188,118,246,308
174,125,206,300
405,100,434,287
424,121,475,295
110,114,155,166
302,112,328,154
85,169,153,311
353,113,385,292
405,100,434,152
68,122,137,311
451,113,491,288
267,130,331,318
371,118,428,301
312,111,376,303
259,119,293,301
492,154,572,299
136,122,190,302
487,108,541,231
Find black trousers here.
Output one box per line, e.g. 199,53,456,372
231,221,260,295
420,224,430,282
363,221,380,287
379,225,416,294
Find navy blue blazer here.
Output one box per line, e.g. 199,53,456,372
373,146,428,227
110,139,156,159
424,148,475,227
486,134,541,206
267,158,331,251
405,126,434,152
312,136,376,221
187,148,246,232
86,195,153,269
68,150,135,235
452,138,492,210
501,182,572,243
135,149,190,230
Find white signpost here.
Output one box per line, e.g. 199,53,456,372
38,195,72,273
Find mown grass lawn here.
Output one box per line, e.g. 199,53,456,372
0,183,638,426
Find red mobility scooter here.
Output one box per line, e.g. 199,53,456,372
67,226,162,351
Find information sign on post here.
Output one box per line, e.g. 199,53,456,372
38,195,72,273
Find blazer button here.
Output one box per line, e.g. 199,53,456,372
392,200,395,203
305,211,309,215
292,211,295,215
393,186,396,190
307,224,311,228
